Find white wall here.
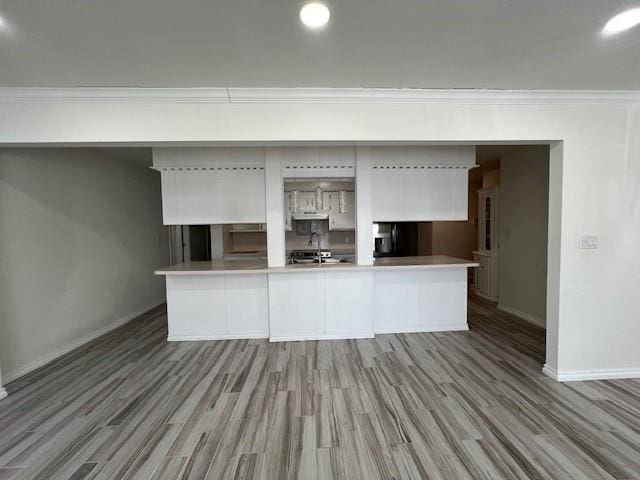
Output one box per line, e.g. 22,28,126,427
0,362,6,399
498,146,549,326
0,92,639,379
0,148,168,383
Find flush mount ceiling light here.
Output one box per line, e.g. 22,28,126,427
299,2,330,29
602,7,640,35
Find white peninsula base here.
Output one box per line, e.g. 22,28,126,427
156,256,477,342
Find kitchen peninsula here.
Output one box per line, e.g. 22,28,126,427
153,146,478,342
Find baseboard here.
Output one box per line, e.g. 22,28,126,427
542,364,559,380
498,304,546,329
269,333,375,343
474,291,498,302
168,333,269,341
374,323,469,335
4,301,164,385
0,387,7,401
543,363,640,382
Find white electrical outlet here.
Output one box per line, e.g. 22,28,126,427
579,235,599,250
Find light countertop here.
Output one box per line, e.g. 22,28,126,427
156,260,269,275
155,255,478,276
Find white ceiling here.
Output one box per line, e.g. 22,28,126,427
0,0,639,90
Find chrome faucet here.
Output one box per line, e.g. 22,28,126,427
309,232,321,264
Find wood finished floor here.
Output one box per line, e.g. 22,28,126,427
1,298,640,480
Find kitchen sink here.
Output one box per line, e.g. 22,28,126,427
289,249,351,265
291,257,348,264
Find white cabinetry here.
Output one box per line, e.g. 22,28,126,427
372,167,469,222
280,147,356,178
297,192,316,212
373,268,469,333
166,274,269,340
284,192,293,231
324,270,373,336
372,168,404,221
473,252,498,301
328,191,355,230
154,148,266,225
370,146,474,222
160,168,266,225
216,167,266,223
473,187,499,301
268,272,325,339
268,270,374,341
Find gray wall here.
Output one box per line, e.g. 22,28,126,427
0,149,168,383
498,146,550,326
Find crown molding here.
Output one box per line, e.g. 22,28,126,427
227,88,640,104
0,87,230,103
0,87,639,105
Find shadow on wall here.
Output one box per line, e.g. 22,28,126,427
0,148,168,379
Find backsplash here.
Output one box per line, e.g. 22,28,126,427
285,219,355,252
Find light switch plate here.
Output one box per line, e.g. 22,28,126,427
579,235,599,249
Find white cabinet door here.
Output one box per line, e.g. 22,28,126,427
372,167,469,222
373,270,419,333
175,170,217,224
166,276,227,338
321,192,331,212
372,168,404,221
226,274,269,336
329,192,356,230
476,255,490,298
297,192,316,212
216,168,266,223
452,168,468,220
160,171,180,225
374,269,468,334
417,268,467,329
324,271,373,337
284,192,292,231
402,168,428,220
408,169,454,221
268,273,325,340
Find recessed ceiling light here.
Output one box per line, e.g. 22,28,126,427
602,7,640,35
299,2,330,30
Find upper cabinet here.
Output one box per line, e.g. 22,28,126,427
370,146,474,222
279,147,356,178
284,192,292,231
477,187,498,252
216,167,265,223
153,148,266,225
328,191,355,230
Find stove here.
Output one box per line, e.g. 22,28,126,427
289,249,333,264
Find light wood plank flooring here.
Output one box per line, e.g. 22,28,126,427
1,298,640,479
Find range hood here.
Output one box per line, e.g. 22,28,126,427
292,212,329,221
